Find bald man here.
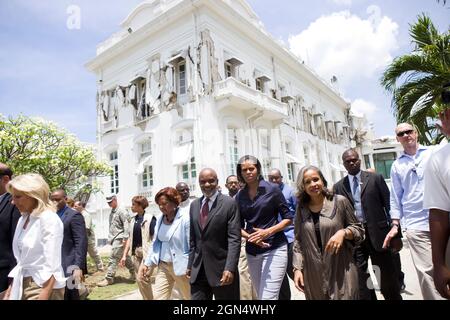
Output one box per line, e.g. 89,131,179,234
187,168,241,300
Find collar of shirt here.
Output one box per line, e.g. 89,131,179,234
180,198,191,208
399,145,429,160
0,192,6,203
241,179,268,200
57,205,67,219
347,171,362,195
202,191,219,207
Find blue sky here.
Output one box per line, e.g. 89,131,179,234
0,0,448,143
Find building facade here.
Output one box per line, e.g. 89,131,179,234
86,0,367,241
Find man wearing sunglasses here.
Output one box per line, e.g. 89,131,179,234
386,123,443,300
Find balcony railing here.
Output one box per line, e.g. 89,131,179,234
214,77,288,120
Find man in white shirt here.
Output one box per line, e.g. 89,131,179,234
424,108,450,299
387,122,443,300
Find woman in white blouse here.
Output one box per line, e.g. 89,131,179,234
3,174,66,300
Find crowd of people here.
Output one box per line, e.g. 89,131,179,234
0,109,449,300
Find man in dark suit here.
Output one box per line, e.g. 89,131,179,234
333,149,402,300
0,164,21,296
50,189,88,300
187,168,241,300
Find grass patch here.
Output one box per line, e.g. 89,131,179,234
84,254,138,300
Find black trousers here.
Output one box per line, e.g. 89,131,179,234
0,267,11,293
354,227,402,300
278,241,294,300
64,287,80,300
191,264,240,300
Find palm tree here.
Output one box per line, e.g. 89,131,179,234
381,14,450,145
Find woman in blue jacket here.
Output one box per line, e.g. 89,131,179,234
140,187,191,300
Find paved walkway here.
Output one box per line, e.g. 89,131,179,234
115,242,423,300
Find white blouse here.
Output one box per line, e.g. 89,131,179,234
8,210,67,300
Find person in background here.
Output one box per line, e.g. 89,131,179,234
293,166,364,299
236,156,293,300
334,149,402,300
424,108,450,299
268,168,297,300
73,201,104,273
388,123,444,300
225,175,256,300
187,169,241,300
141,188,191,300
4,174,66,300
0,164,21,298
366,167,405,291
121,196,155,300
97,195,135,287
66,198,75,208
50,189,88,300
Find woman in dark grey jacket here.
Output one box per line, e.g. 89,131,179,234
293,166,364,300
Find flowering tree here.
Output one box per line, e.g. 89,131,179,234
0,114,111,195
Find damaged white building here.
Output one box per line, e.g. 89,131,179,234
86,0,367,241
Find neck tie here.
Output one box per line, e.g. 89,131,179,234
353,176,359,197
200,198,210,229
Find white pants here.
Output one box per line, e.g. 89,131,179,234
247,244,287,300
406,230,445,300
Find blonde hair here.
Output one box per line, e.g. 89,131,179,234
7,173,55,216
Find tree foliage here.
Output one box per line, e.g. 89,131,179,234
381,14,450,145
0,114,112,195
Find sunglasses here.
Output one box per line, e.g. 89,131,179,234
396,129,414,137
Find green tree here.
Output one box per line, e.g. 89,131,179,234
381,14,450,145
0,114,112,195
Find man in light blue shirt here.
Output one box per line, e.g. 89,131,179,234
387,122,443,300
268,168,297,300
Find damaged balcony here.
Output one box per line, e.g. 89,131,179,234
214,77,288,120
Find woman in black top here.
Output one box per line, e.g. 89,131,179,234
235,155,294,300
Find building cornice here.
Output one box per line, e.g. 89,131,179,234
86,0,348,109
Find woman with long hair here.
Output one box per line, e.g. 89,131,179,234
3,174,66,300
235,155,293,300
293,166,364,300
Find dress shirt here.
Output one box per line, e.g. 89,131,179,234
201,191,219,211
236,179,293,255
278,183,297,243
348,171,366,223
390,146,434,231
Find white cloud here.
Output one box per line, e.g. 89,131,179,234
288,6,399,88
351,99,377,118
330,0,352,6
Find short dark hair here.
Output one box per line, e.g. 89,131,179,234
342,148,359,161
53,188,67,197
0,164,13,179
155,187,182,207
296,165,334,205
225,175,238,184
132,195,149,209
236,155,263,185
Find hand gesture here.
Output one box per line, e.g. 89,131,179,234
325,229,345,254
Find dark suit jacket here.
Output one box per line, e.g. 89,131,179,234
60,206,88,276
0,194,20,280
333,171,396,252
188,193,241,287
